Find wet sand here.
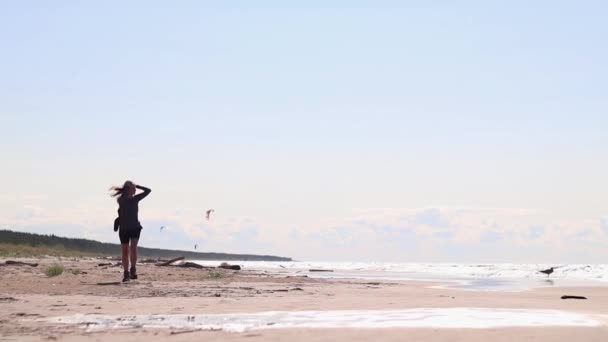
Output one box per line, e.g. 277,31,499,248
1,257,608,341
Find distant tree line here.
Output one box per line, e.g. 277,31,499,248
0,230,291,261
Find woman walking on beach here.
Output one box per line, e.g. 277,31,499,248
111,181,151,282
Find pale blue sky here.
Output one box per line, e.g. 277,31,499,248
1,1,607,262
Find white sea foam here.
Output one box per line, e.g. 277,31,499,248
46,308,601,332
193,260,608,284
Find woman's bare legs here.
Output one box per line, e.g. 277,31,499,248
121,243,129,272
130,239,138,269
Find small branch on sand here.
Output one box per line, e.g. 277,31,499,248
561,295,587,300
96,281,122,286
3,260,39,267
155,256,185,266
171,328,218,335
97,262,121,267
309,269,333,272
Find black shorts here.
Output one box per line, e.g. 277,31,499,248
119,228,141,244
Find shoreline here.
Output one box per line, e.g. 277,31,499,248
2,257,608,341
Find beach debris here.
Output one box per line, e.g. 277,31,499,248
0,297,17,302
170,329,203,335
95,281,122,286
291,287,304,291
14,312,40,317
206,209,214,220
179,262,212,269
539,267,554,277
561,295,587,300
97,263,112,267
3,260,39,267
155,256,185,266
140,258,162,264
309,269,334,272
219,262,241,270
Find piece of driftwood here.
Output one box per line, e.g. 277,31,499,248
218,264,241,270
98,262,120,269
561,295,587,300
140,258,162,264
98,262,121,267
170,329,203,335
179,262,207,269
0,297,17,302
309,269,333,272
96,282,122,286
4,260,38,267
155,256,185,266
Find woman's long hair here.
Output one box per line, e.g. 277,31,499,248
110,181,134,201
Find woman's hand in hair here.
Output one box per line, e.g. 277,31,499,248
134,184,152,201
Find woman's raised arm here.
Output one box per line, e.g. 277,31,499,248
134,185,151,201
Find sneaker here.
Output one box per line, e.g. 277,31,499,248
130,266,138,280
122,271,130,282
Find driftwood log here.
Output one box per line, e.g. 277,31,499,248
140,258,164,264
218,264,241,271
155,256,185,266
3,260,39,267
309,269,333,272
179,262,212,269
561,295,587,300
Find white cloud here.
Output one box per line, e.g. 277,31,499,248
285,207,608,262
3,204,608,263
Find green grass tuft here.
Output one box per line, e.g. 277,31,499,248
45,263,64,277
209,271,223,279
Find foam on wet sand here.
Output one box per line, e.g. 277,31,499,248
46,308,602,333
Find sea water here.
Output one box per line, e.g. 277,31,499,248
192,261,608,291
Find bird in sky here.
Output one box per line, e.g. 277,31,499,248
160,226,165,232
206,209,215,220
194,244,198,250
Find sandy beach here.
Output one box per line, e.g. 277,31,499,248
1,257,608,341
